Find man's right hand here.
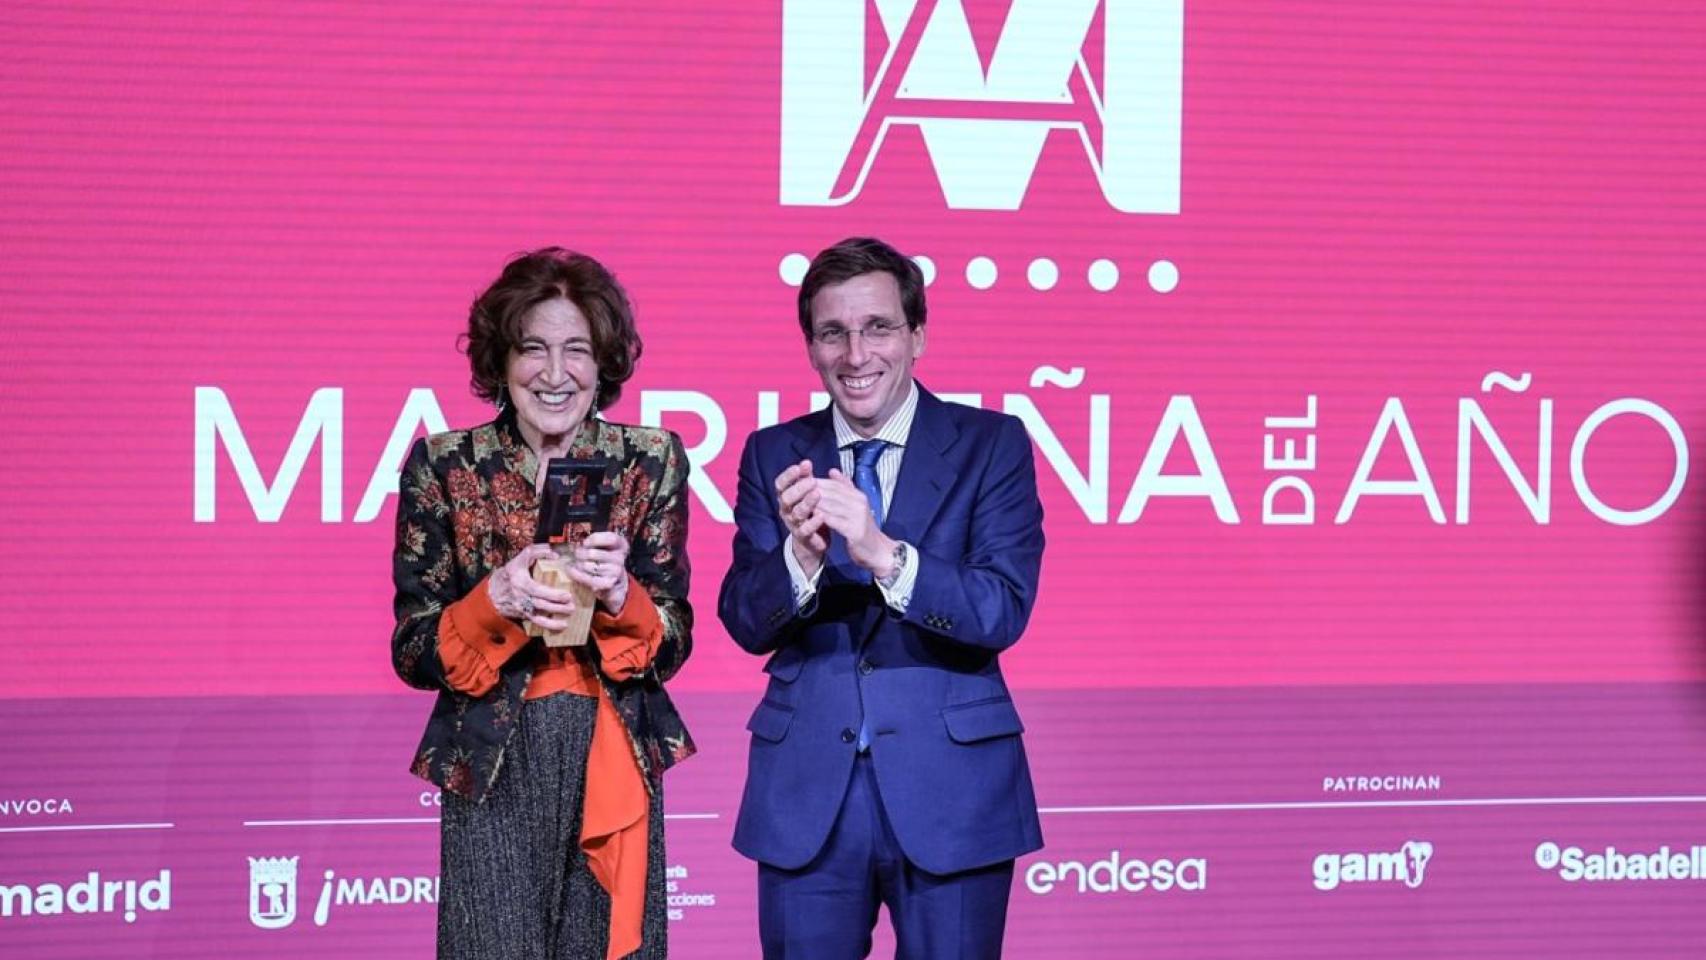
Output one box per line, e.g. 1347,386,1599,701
775,459,828,577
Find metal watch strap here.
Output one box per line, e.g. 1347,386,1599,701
877,540,908,590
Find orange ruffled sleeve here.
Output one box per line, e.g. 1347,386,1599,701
436,576,529,697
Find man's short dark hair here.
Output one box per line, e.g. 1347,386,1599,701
796,237,927,340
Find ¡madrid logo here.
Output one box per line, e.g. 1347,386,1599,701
248,855,439,929
779,0,1183,213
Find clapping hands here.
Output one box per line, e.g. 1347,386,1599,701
773,460,897,580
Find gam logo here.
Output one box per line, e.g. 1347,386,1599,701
780,0,1183,212
1312,840,1434,892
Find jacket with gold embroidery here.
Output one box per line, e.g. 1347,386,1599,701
390,410,694,801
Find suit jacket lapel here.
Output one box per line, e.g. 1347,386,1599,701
859,387,957,649
883,388,956,546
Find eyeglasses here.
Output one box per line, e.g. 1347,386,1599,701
810,319,908,350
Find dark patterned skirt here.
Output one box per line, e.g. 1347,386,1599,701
438,692,668,960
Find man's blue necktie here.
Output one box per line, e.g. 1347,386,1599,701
851,439,889,529
850,438,888,752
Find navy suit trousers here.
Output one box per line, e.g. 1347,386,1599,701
756,754,1015,960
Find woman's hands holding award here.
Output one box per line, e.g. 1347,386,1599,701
521,532,632,647
489,543,579,635
567,531,630,614
514,456,621,647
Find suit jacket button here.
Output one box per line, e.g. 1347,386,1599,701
840,728,856,743
858,659,874,676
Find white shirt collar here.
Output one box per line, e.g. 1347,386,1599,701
832,380,919,449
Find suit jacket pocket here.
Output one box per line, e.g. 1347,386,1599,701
746,699,795,743
762,647,806,683
941,698,1025,744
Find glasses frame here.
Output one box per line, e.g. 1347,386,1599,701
809,318,910,351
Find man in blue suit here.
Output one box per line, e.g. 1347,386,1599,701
719,237,1045,958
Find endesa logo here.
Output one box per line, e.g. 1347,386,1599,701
1312,841,1433,891
780,0,1183,212
1025,850,1207,895
1535,841,1706,883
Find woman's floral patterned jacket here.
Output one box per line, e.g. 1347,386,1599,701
390,409,695,802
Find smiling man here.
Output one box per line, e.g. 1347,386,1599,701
719,237,1046,959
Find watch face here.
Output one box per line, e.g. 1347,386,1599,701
880,542,907,588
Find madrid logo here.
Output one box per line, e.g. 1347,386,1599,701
779,0,1183,212
248,856,298,930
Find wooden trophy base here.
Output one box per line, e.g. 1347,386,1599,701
523,557,596,648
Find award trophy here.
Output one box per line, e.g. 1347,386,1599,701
527,457,613,648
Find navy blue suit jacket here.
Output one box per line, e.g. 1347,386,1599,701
719,386,1045,875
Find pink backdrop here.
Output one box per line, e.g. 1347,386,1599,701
4,1,1706,956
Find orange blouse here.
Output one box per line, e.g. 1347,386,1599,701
438,573,658,960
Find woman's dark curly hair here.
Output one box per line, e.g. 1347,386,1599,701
460,247,643,411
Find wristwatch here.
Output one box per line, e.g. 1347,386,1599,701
877,541,909,590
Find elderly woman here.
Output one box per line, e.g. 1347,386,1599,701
391,248,693,960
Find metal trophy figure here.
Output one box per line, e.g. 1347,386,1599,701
528,457,614,647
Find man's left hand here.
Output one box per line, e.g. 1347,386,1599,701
815,469,897,580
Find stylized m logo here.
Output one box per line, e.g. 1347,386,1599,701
780,0,1182,212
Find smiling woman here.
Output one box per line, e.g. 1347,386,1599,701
461,250,642,432
391,248,693,960
504,299,600,455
